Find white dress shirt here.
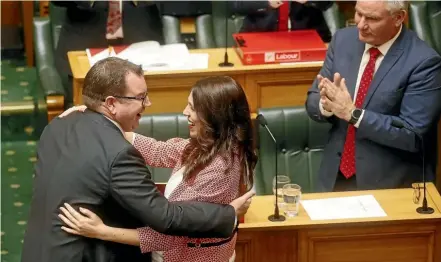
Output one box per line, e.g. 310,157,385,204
320,25,403,128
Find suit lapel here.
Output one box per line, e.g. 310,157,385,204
362,29,406,107
346,39,365,99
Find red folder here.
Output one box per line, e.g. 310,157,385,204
233,30,327,65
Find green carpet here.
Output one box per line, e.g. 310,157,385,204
1,60,35,103
1,141,37,262
1,59,45,262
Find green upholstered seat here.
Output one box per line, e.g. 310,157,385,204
135,113,189,182
254,107,331,195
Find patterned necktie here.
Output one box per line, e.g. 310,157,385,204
278,1,290,31
106,1,123,39
339,47,381,178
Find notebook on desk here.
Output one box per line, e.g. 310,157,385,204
233,30,327,65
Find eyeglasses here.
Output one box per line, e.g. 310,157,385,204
114,93,149,105
412,183,421,204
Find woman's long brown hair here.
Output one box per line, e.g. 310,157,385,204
181,76,257,191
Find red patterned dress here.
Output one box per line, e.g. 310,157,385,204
133,134,241,262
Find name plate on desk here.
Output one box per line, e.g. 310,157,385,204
233,30,327,65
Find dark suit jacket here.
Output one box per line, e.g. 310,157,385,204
305,26,441,192
21,110,236,262
231,1,333,42
52,1,164,76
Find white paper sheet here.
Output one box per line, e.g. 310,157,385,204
300,195,387,220
142,53,209,72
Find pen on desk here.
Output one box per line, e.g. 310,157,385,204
358,199,367,212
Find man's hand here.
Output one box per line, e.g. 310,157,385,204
229,190,255,217
268,0,283,9
321,76,355,121
58,105,87,118
293,0,308,4
317,73,343,112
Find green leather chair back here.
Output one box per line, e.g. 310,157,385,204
162,15,182,45
211,1,244,48
135,114,190,182
49,2,67,50
195,14,217,48
322,3,346,35
408,1,441,54
161,14,217,49
33,3,66,70
255,107,331,195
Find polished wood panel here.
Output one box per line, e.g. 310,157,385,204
236,183,441,262
1,1,21,26
180,17,196,34
22,1,34,67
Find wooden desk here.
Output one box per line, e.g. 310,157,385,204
67,48,323,116
236,183,441,262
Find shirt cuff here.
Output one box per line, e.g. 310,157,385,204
319,100,334,117
353,110,365,128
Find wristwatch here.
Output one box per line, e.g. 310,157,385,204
349,108,363,125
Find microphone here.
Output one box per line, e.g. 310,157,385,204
256,114,286,222
391,119,434,214
218,2,234,67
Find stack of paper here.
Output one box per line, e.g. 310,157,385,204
85,41,209,71
300,195,387,220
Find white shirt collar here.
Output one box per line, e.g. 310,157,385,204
103,115,124,135
365,25,402,56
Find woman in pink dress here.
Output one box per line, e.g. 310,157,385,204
58,76,257,262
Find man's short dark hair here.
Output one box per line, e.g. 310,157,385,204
82,57,144,110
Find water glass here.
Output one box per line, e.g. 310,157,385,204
283,184,302,217
273,175,291,208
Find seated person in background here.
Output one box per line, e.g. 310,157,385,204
305,0,441,192
58,76,257,262
51,1,164,108
231,0,334,42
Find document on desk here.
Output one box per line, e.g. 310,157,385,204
300,195,387,220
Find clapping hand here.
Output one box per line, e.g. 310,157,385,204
317,73,355,121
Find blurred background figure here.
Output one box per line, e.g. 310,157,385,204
230,0,334,42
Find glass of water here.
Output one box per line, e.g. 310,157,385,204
282,184,302,217
273,175,291,208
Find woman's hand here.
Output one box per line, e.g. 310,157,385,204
58,105,87,118
58,203,109,240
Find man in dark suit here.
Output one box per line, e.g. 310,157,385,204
231,0,333,42
51,1,164,108
21,57,253,262
305,1,441,192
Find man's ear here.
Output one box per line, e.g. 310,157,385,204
104,96,118,115
395,10,406,27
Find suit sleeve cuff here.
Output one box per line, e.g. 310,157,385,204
353,110,365,128
319,100,334,117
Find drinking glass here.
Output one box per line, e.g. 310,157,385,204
273,175,291,208
283,184,302,217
